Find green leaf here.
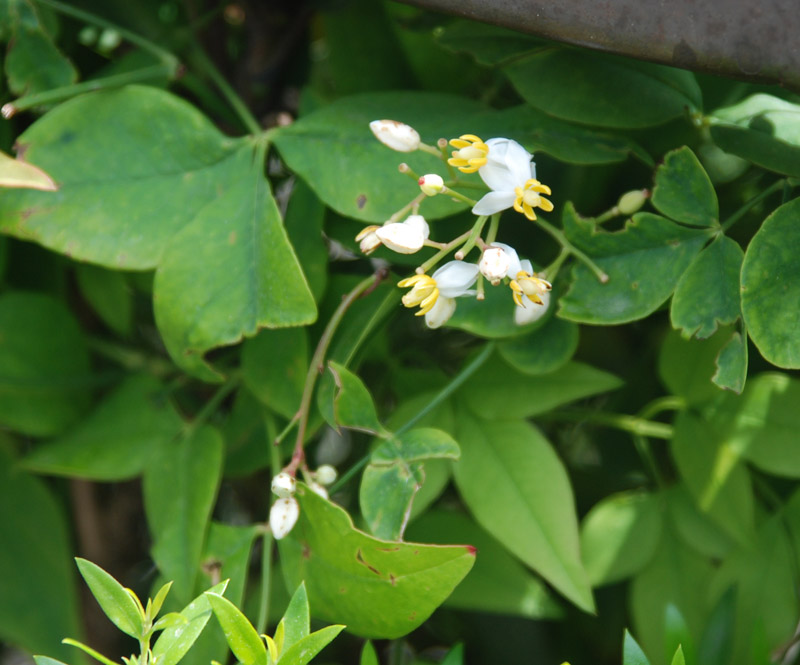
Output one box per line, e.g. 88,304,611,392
76,557,144,639
664,605,695,665
434,19,545,66
205,592,267,665
278,484,475,638
670,646,686,665
405,511,563,619
0,449,79,659
497,316,579,375
670,235,743,339
222,388,271,476
360,641,378,665
0,149,57,190
75,264,133,336
153,144,316,381
150,581,173,620
242,327,308,419
624,630,652,665
202,522,260,606
580,491,663,587
559,208,708,324
360,428,460,540
741,197,800,368
460,355,622,420
658,328,730,404
665,485,734,560
441,644,465,665
329,361,384,434
652,147,718,227
710,94,800,177
0,291,90,436
712,331,748,394
284,179,328,302
504,48,701,129
452,410,593,612
277,625,345,665
272,92,487,223
696,587,736,665
152,580,229,665
22,374,183,480
279,583,311,653
670,410,754,544
143,425,223,602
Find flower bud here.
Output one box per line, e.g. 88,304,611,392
316,464,338,486
308,482,329,500
617,189,648,216
355,225,382,255
369,119,421,152
419,173,445,196
269,497,299,540
375,214,429,254
271,471,296,499
479,246,512,285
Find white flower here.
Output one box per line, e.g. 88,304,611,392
515,289,550,326
398,260,479,326
315,464,338,486
447,134,489,173
270,497,299,540
369,119,420,152
419,173,445,196
271,472,296,498
472,138,554,220
510,258,552,319
375,214,429,254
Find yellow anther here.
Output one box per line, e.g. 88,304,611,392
448,134,489,173
509,271,552,307
398,274,439,315
512,179,554,220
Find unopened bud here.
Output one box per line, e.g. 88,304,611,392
316,464,338,486
308,482,329,500
369,119,421,152
419,173,444,196
479,247,512,285
617,189,648,216
376,214,429,254
271,472,296,499
269,497,299,540
355,225,382,255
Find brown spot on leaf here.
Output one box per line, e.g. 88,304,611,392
355,548,381,576
228,231,237,245
356,194,367,209
389,574,396,586
302,543,311,559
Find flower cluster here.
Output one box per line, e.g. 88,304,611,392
268,465,338,540
361,121,556,330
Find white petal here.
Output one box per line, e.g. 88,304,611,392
433,261,479,297
376,222,425,253
271,472,296,498
515,291,551,326
520,259,533,274
425,296,456,329
270,497,299,540
402,214,430,238
479,247,512,282
472,190,517,216
491,243,522,278
477,160,517,192
482,138,533,189
369,119,420,152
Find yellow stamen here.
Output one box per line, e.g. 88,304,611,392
513,179,554,220
398,274,439,315
447,134,489,174
509,271,552,307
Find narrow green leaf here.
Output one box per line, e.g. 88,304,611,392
453,410,594,612
277,624,345,665
0,149,57,190
623,630,652,665
712,331,748,394
278,485,475,638
741,197,800,368
441,643,465,665
205,592,267,665
151,580,174,620
75,264,133,336
652,147,718,227
664,605,695,665
23,374,183,480
34,658,69,665
498,316,579,375
61,638,119,665
279,583,311,653
670,646,686,665
360,641,378,665
670,235,743,340
76,558,144,639
151,612,188,632
329,361,384,434
143,426,224,602
697,587,736,665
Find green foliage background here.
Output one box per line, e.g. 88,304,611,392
2,1,800,664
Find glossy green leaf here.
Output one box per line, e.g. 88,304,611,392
453,410,593,612
278,484,475,638
652,147,718,227
279,582,311,653
329,361,384,434
360,641,378,665
460,355,622,420
152,580,229,665
242,327,308,419
205,592,267,665
670,646,686,665
406,511,563,619
712,331,748,394
497,315,579,375
23,374,183,480
580,491,663,587
272,92,488,223
670,410,754,544
670,235,743,339
75,264,133,336
666,485,734,560
741,197,800,368
434,19,545,66
710,94,800,177
33,658,69,665
0,291,90,436
361,428,460,540
277,625,345,665
624,630,652,665
152,612,188,632
664,605,695,665
0,149,57,190
504,48,701,129
76,557,144,639
630,528,713,665
0,449,79,659
143,425,223,602
202,522,260,606
560,208,708,324
153,145,316,381
150,581,173,620
284,179,328,302
658,328,730,404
